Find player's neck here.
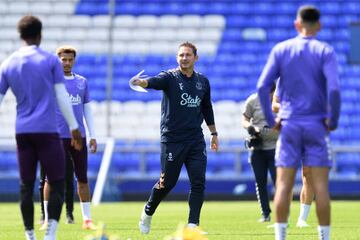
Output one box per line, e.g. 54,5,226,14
23,35,41,47
64,72,72,77
299,28,318,37
179,68,194,78
24,40,40,47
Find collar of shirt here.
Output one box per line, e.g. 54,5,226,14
297,34,316,40
64,74,75,80
18,45,38,52
178,69,196,81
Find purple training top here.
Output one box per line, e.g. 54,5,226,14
56,73,90,138
0,45,65,133
257,35,341,128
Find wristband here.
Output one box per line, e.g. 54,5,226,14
211,132,218,136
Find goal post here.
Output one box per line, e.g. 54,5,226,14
91,138,115,206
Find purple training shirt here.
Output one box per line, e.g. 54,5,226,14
257,35,341,128
0,45,65,133
56,73,90,138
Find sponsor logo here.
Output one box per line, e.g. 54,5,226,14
68,93,82,105
196,81,202,90
180,93,201,108
167,152,173,161
178,83,184,90
77,81,85,90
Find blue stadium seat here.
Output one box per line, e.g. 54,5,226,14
276,2,297,14
88,153,102,173
230,3,253,15
253,3,274,15
146,152,160,173
76,2,107,15
342,2,360,15
90,89,106,101
164,3,188,15
336,29,350,41
185,2,209,15
0,152,17,172
208,3,231,15
141,3,163,15
271,15,294,28
317,29,334,42
321,15,338,28
115,3,142,15
227,16,250,28
267,29,292,41
337,14,359,28
112,152,140,172
321,2,341,15
222,29,242,42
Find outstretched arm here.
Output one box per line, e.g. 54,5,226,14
131,78,148,88
130,71,170,90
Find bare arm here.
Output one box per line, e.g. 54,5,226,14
272,95,280,113
84,103,97,153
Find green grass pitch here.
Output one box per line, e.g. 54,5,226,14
1,201,359,239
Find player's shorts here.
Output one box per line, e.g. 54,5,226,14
16,133,65,182
62,138,88,183
275,119,332,168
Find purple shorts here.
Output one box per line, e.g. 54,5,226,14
62,138,88,183
16,133,65,182
275,119,332,168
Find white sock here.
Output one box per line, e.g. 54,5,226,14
44,201,49,222
274,223,287,240
25,229,36,240
298,203,311,221
80,202,91,221
318,225,330,240
44,219,58,240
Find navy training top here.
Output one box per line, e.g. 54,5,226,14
147,68,215,143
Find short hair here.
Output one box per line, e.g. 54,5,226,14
56,46,77,58
297,5,320,24
179,42,197,56
17,15,42,40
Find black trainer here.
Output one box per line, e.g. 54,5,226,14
66,213,75,224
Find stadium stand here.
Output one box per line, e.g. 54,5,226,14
0,0,360,199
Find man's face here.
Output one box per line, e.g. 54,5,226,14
176,46,198,70
59,52,75,75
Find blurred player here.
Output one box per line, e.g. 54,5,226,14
130,42,219,234
272,91,314,228
40,46,97,231
0,16,82,240
242,85,278,223
257,5,341,240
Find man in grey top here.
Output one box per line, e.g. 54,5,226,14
242,85,278,223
